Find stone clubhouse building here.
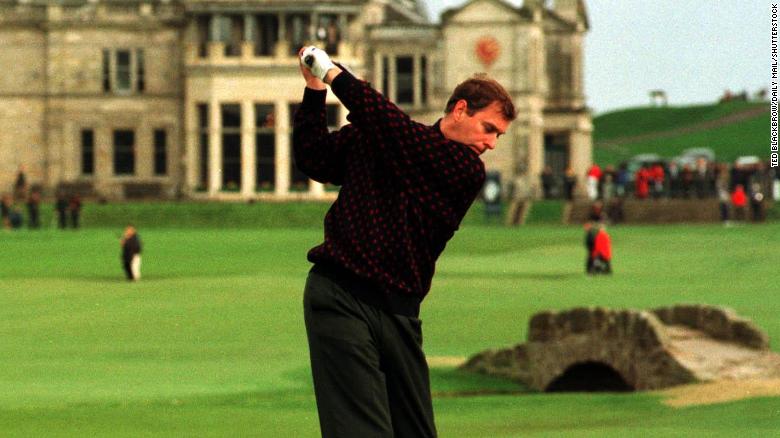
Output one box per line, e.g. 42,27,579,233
0,0,591,201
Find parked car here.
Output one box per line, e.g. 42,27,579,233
734,155,761,168
672,147,716,169
681,147,715,162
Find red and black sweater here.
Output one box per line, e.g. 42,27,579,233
293,70,485,309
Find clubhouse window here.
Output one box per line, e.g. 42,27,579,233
81,129,94,176
113,130,135,175
255,104,275,191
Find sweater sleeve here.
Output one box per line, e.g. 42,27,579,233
329,70,485,216
292,87,357,185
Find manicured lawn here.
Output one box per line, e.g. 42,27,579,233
1,222,778,436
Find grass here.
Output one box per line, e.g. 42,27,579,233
593,101,765,143
594,112,770,166
21,201,497,229
1,218,779,436
525,200,564,224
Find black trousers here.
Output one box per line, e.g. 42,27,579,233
122,260,133,280
303,266,436,438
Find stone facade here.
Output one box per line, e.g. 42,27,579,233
462,305,780,391
0,0,591,201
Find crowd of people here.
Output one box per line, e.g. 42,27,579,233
541,158,777,224
1,166,82,231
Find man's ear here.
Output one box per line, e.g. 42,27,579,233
453,99,468,120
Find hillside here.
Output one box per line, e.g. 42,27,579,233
592,101,769,166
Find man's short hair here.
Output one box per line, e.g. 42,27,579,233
445,74,516,121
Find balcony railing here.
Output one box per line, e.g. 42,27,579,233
185,40,359,66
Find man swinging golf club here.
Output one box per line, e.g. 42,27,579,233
295,45,516,437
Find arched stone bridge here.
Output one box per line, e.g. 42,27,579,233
461,305,780,391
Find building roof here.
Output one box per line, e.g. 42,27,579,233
440,0,586,31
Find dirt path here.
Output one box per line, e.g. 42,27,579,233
427,356,466,367
658,378,780,407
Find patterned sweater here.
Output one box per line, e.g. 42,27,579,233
293,70,486,301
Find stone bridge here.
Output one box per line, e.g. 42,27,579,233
461,305,780,391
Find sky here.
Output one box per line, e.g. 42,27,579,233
421,0,765,114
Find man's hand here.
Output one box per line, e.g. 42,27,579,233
298,47,327,90
300,46,336,80
298,46,342,86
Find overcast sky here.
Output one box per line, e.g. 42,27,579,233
421,0,765,114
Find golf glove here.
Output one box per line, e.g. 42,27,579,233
300,46,336,81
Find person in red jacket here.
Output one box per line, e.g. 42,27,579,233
635,165,650,199
591,223,612,274
731,184,747,221
296,46,516,437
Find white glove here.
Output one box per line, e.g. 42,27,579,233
300,46,336,81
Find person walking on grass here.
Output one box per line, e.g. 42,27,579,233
294,45,515,437
120,225,142,281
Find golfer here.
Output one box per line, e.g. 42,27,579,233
295,46,515,437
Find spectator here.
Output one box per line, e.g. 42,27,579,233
591,223,612,275
694,158,709,198
601,172,615,203
634,165,650,199
586,164,602,200
730,164,749,191
715,163,731,193
667,161,680,198
717,178,731,224
583,222,597,274
750,182,765,222
120,225,142,281
706,161,718,197
26,190,40,229
55,193,68,229
563,166,577,200
681,164,694,198
1,194,12,230
602,165,616,202
731,184,747,221
651,163,665,198
8,206,23,229
69,194,82,229
615,163,628,198
13,165,27,201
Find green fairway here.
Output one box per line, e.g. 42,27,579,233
1,223,779,436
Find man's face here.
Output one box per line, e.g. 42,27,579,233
452,101,511,156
